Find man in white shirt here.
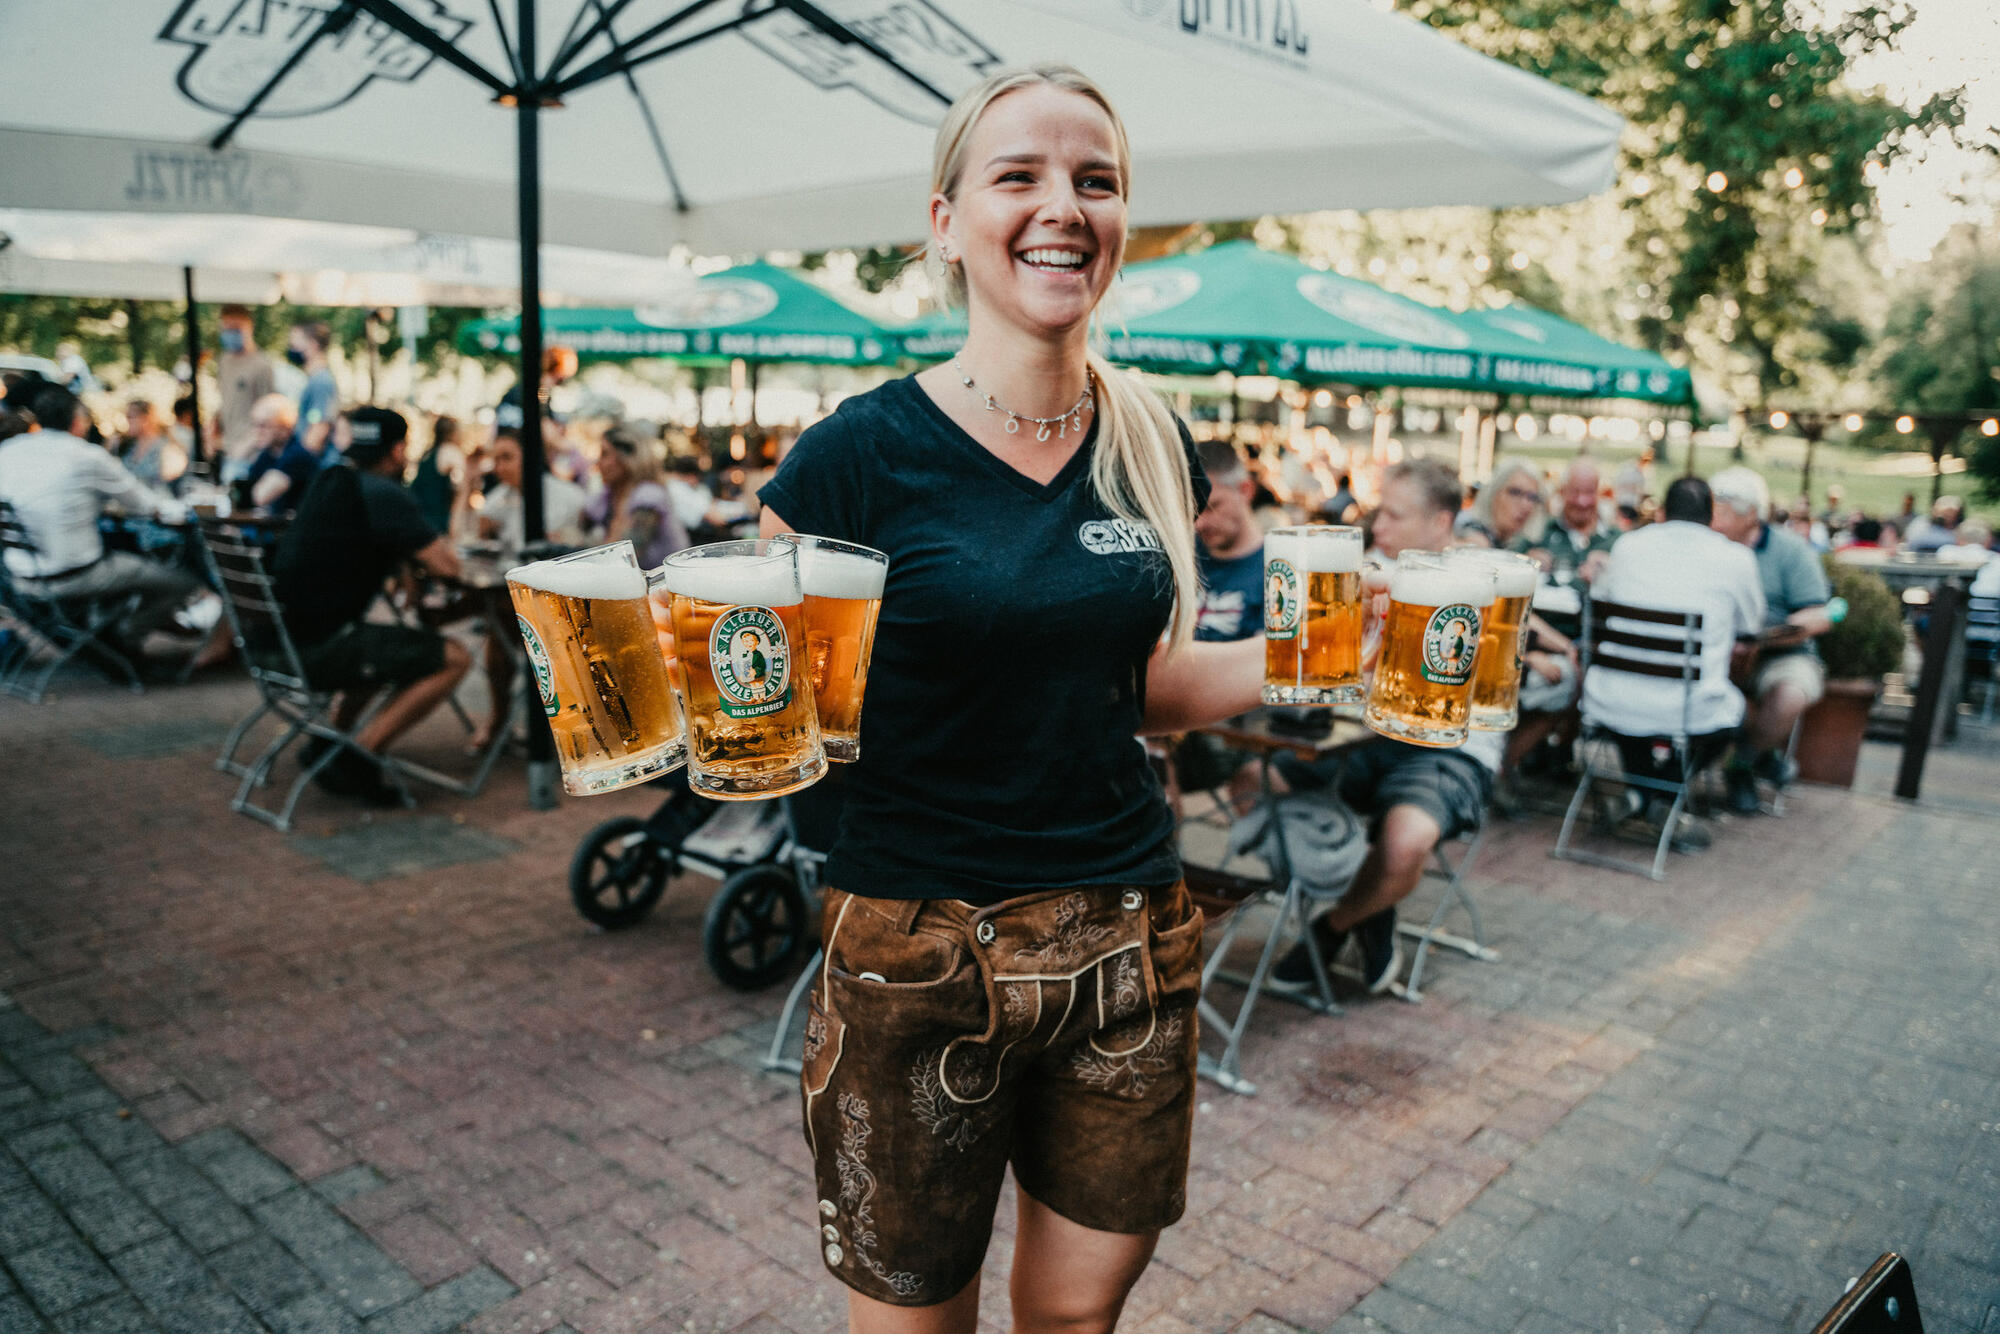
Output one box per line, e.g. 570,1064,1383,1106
477,427,588,550
666,456,748,538
1582,476,1764,839
0,385,203,652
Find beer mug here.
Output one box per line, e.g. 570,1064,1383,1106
1263,525,1365,706
1364,551,1497,748
656,538,827,800
507,541,687,796
794,536,887,763
1444,548,1539,732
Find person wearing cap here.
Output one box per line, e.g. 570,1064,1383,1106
273,406,469,804
1707,466,1834,814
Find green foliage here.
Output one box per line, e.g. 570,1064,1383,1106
1874,230,2000,493
1400,0,1967,396
1818,556,1904,680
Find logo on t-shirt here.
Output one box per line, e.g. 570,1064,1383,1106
1264,558,1301,640
709,606,793,718
1421,604,1483,685
1077,519,1162,555
517,615,557,717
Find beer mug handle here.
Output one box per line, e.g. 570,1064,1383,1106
642,566,679,672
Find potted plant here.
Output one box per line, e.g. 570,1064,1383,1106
1795,557,1904,786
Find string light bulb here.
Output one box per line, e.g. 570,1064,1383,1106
1895,416,1914,434
1705,171,1729,192
1844,414,1864,432
1983,419,1999,438
1768,411,1789,430
1783,167,1804,189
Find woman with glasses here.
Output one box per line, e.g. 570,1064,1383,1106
1456,456,1546,549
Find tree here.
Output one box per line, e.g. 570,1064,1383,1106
1395,0,1966,400
1875,226,2000,499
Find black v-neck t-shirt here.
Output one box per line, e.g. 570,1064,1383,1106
758,374,1208,904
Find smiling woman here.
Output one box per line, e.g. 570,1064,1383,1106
753,63,1271,1334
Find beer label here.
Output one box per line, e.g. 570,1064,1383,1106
709,605,792,719
1420,604,1483,686
517,615,558,718
1264,558,1301,640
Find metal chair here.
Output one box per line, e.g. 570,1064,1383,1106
1396,814,1498,1002
1964,589,1997,725
0,500,144,702
1552,598,1709,881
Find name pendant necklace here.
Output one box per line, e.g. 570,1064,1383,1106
954,358,1095,441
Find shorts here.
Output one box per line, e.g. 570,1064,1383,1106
1518,653,1579,715
296,623,447,692
1280,738,1492,842
1754,651,1825,709
800,881,1204,1307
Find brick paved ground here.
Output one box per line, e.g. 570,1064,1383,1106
2,670,1995,1332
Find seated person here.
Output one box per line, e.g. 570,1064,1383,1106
1580,476,1764,845
476,426,589,551
242,394,318,516
1707,467,1834,814
666,454,750,544
273,407,469,804
1271,458,1506,995
585,427,689,568
1172,440,1266,800
0,384,216,664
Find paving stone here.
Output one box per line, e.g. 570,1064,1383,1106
208,1234,323,1319
362,1266,514,1334
0,1293,49,1333
6,1125,122,1203
147,1288,266,1334
182,1129,298,1205
290,815,516,883
0,1187,73,1253
62,1182,171,1255
71,1111,166,1163
50,1294,163,1334
253,1188,422,1316
107,1235,219,1310
267,1293,366,1334
7,1233,125,1315
310,1165,387,1206
120,1150,258,1254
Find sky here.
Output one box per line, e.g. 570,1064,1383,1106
1852,0,2000,262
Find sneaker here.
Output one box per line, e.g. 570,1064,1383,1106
1267,923,1350,994
312,752,405,808
300,735,335,770
1356,908,1402,995
1594,787,1644,833
1666,813,1713,853
1751,749,1799,788
1724,766,1761,816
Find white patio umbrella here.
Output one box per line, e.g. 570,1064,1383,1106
0,0,1623,806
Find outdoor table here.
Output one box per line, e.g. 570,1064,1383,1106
1837,551,1977,741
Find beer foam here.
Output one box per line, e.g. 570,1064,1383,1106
507,557,647,601
799,547,886,600
655,552,801,606
1391,562,1495,607
1299,531,1364,574
1449,550,1537,598
1263,532,1300,569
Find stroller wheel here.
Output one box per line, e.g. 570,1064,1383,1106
570,816,671,929
703,865,811,990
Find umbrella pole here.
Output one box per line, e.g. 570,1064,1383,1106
182,266,206,475
517,0,558,811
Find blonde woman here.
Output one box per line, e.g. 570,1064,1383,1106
1455,456,1545,549
758,66,1271,1333
585,426,688,567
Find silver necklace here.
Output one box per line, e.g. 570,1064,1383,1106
953,359,1095,441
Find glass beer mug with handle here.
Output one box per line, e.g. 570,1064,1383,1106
656,538,827,800
1262,524,1366,706
1364,551,1497,748
793,536,887,763
1443,547,1539,732
507,540,687,796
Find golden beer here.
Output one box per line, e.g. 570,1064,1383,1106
1445,549,1538,731
1364,553,1497,748
507,542,686,795
796,538,886,763
1263,525,1365,706
658,539,826,800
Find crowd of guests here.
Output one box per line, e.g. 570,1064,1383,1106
1178,434,1997,995
0,326,774,806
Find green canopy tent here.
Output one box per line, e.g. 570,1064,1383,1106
459,261,899,367
893,241,1692,408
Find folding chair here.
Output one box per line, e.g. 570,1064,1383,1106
1551,598,1708,881
196,517,520,830
1965,590,1998,725
0,501,144,702
1396,813,1499,1002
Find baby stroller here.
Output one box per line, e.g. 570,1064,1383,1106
567,766,844,989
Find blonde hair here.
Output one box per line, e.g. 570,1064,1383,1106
1470,457,1543,543
927,64,1202,648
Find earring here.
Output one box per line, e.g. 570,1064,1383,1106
939,246,956,264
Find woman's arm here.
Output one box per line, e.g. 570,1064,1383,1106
1139,637,1265,735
